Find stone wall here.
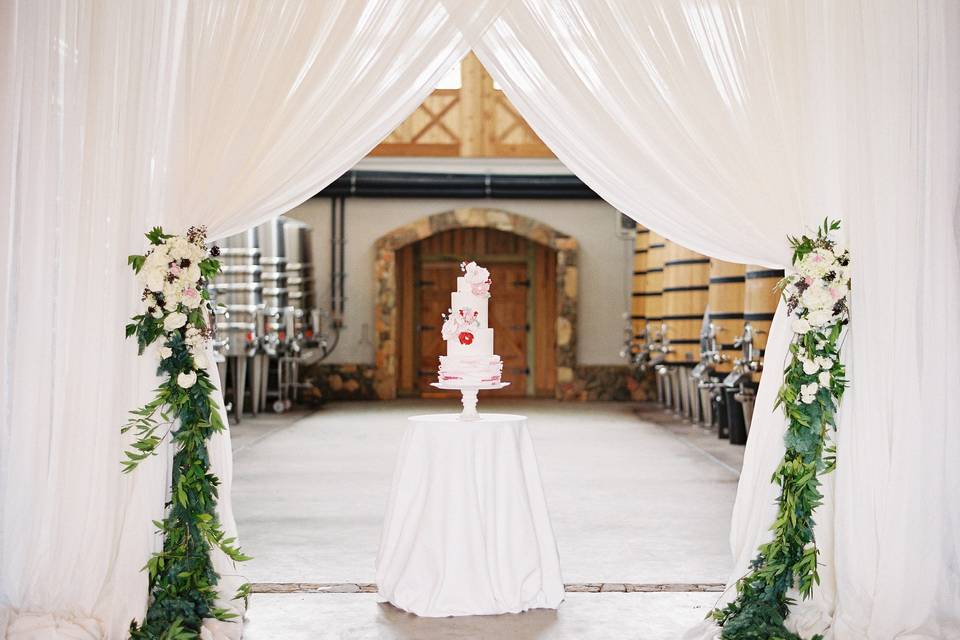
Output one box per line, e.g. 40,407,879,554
557,366,656,402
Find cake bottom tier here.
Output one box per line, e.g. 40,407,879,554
438,355,503,385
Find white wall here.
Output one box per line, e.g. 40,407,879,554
285,197,634,365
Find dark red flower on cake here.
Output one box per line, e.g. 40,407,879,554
458,331,474,345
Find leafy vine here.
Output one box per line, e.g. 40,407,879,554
713,220,850,639
122,226,250,639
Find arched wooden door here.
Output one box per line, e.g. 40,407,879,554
395,227,556,398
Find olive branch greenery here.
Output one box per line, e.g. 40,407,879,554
123,226,250,639
713,220,850,639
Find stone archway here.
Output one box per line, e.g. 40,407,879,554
372,207,578,400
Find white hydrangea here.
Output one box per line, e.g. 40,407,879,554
806,308,834,327
791,318,811,334
815,356,834,370
802,358,820,375
801,283,834,312
800,382,819,404
798,249,835,279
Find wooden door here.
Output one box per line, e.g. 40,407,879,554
416,259,528,397
487,263,529,395
416,262,461,396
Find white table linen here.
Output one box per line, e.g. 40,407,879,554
376,413,564,617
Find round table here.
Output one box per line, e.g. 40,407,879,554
376,413,565,617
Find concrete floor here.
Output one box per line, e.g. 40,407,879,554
231,399,743,639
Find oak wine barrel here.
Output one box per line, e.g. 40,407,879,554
645,231,666,339
630,227,650,345
707,260,746,373
662,241,710,365
744,265,785,382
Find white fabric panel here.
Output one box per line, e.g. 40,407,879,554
474,1,960,638
0,2,466,638
376,414,565,617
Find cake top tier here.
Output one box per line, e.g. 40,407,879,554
458,261,491,298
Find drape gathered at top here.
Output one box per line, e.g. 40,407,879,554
472,1,960,638
0,2,468,638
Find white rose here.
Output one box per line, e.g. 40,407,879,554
192,352,208,370
802,358,820,375
791,318,811,334
177,370,197,389
818,371,831,388
158,346,173,360
185,264,202,283
800,382,819,404
163,312,188,331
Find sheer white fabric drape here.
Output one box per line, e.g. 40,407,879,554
0,2,466,638
474,1,960,637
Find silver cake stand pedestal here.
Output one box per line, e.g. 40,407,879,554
430,381,511,421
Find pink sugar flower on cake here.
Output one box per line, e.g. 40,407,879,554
461,261,492,298
458,307,480,326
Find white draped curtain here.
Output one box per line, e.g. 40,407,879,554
0,1,467,637
473,1,960,637
2,1,958,639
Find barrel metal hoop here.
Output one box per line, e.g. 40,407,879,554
744,312,777,321
646,267,664,273
630,315,646,320
709,275,746,284
745,269,785,279
667,339,702,345
634,249,648,254
708,312,744,320
636,291,661,296
649,243,666,249
636,229,650,234
663,314,706,321
665,258,711,266
662,285,709,292
633,270,647,275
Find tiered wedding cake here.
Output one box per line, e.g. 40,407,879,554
438,261,503,385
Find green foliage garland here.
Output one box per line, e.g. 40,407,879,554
122,226,250,639
713,220,850,639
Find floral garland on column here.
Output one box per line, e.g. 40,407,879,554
122,227,250,639
713,220,850,640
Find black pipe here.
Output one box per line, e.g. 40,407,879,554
314,170,600,200
338,197,346,317
330,198,337,318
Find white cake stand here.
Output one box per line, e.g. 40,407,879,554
430,381,510,421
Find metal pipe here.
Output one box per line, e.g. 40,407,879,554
314,170,600,200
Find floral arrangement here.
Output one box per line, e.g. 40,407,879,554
714,220,850,639
441,308,480,345
122,226,249,639
461,261,491,297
